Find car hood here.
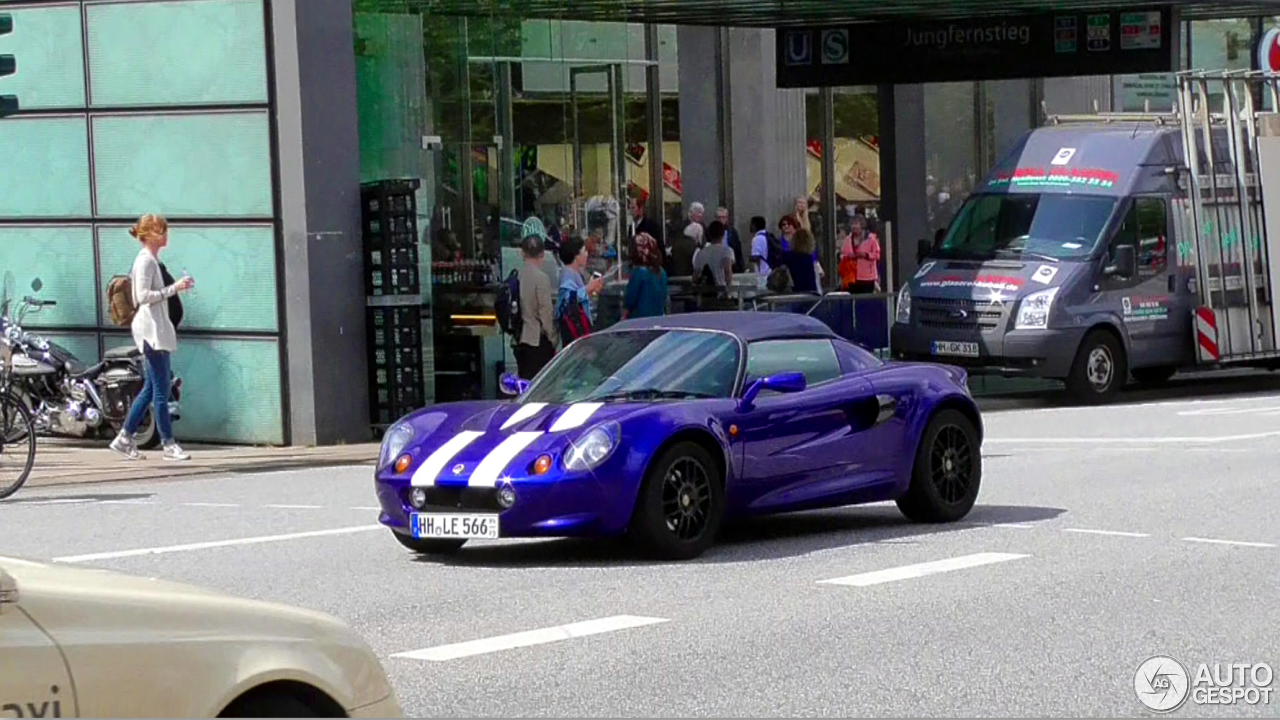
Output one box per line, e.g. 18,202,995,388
910,257,1082,300
398,399,664,484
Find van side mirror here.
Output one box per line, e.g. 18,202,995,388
1106,245,1137,278
499,372,529,396
917,239,933,264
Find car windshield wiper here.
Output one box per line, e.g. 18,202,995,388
585,388,718,402
996,247,1059,263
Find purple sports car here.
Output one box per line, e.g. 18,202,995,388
374,311,982,560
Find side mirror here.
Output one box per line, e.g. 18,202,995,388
499,372,529,396
31,278,42,292
737,371,807,411
916,239,933,264
1106,245,1136,278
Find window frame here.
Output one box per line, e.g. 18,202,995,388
741,338,844,394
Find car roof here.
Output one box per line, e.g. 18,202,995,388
603,311,839,343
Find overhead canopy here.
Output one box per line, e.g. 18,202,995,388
362,0,1280,26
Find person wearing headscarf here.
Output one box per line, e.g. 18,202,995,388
623,232,668,319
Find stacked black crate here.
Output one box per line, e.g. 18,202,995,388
362,179,425,430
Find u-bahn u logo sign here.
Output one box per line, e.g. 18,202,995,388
785,31,812,65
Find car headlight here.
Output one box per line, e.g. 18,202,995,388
1015,287,1060,330
563,423,619,472
378,422,414,470
895,285,911,324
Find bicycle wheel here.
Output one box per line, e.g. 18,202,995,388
0,393,36,501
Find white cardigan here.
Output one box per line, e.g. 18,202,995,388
129,248,179,354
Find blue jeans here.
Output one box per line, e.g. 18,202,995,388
123,343,174,443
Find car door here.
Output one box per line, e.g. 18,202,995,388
728,338,892,514
1100,196,1180,368
0,567,75,719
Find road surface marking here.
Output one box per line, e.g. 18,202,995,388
33,499,95,505
985,430,1280,444
1182,537,1276,549
351,506,381,511
264,504,324,509
52,525,383,563
817,552,1030,587
1178,404,1280,416
98,499,156,505
989,523,1037,529
392,615,669,662
1063,528,1149,538
183,502,240,507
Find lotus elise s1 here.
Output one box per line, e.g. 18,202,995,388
373,311,983,560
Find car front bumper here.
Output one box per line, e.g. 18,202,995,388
890,323,1083,378
374,468,635,540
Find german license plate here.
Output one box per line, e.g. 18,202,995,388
411,513,499,539
931,340,980,357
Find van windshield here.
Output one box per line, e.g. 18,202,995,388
935,193,1117,261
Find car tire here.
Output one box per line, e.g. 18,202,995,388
630,441,724,560
391,531,467,555
220,693,319,718
1132,365,1176,386
1065,330,1127,404
896,409,982,524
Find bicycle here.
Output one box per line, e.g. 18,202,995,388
0,279,37,500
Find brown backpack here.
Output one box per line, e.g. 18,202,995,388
106,275,136,327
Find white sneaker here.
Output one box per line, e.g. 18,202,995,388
163,441,191,462
109,433,143,460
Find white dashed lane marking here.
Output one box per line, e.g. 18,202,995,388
817,552,1031,588
1182,537,1277,549
392,615,670,662
1063,528,1150,538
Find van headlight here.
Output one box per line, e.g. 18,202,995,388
378,422,414,470
564,423,619,472
1015,287,1060,330
895,285,912,324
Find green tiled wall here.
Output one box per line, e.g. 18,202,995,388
97,225,278,332
0,118,92,218
86,0,268,107
0,5,86,109
105,335,284,445
0,227,96,327
91,112,274,218
3,0,284,446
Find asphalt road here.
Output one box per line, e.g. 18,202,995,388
4,384,1280,717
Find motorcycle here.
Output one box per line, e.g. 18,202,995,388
2,273,182,450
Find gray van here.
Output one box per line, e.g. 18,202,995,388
891,72,1280,403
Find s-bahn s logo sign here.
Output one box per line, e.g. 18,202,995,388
785,31,812,65
1259,27,1280,74
822,29,850,64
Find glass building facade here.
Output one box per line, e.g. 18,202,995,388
3,0,1278,444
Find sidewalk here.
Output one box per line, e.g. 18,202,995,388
23,440,380,489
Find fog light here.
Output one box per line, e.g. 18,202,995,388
394,453,413,474
497,486,516,508
410,487,427,509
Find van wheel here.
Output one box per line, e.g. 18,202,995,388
1132,366,1176,386
1066,330,1126,404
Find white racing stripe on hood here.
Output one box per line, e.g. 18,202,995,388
549,402,604,432
501,402,547,430
469,431,544,488
411,430,484,487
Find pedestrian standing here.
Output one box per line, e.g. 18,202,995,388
623,232,669,319
515,233,557,380
109,214,193,462
841,215,882,294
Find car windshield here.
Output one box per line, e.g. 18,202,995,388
935,193,1118,261
520,329,741,404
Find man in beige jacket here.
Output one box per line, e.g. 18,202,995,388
515,233,557,380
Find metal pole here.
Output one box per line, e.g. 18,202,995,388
571,69,583,234
458,17,476,256
820,87,837,290
496,60,516,253
644,24,665,236
610,63,627,257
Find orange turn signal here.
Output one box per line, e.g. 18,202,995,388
394,454,412,474
531,454,552,476
729,424,739,437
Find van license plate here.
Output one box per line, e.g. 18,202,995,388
932,341,979,357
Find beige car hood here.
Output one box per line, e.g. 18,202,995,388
1,556,395,716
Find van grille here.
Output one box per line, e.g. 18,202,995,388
916,298,1005,331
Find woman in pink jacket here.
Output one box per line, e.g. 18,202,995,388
839,215,881,294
